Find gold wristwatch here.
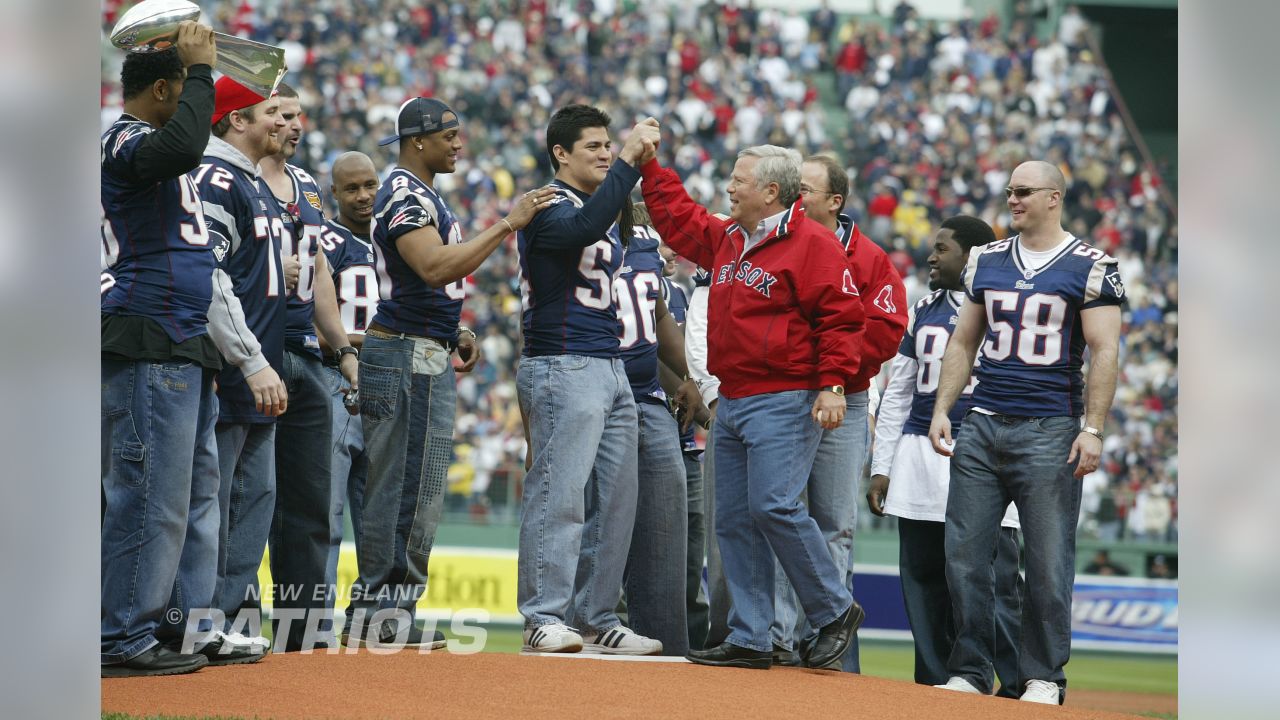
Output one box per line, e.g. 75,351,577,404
821,385,845,396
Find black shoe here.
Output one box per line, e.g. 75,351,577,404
347,619,446,649
687,642,772,670
771,644,801,667
385,623,446,649
197,635,268,666
802,600,865,669
102,645,208,678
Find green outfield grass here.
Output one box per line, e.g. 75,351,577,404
466,625,1177,696
103,626,1177,720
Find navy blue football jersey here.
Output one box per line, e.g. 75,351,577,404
192,151,287,423
321,220,379,335
517,163,640,358
616,226,666,404
660,274,698,451
101,116,216,342
277,164,328,357
369,168,465,341
664,275,689,325
963,236,1125,417
899,291,978,436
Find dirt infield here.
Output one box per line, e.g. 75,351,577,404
102,650,1174,719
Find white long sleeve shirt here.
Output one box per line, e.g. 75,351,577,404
870,353,917,477
684,282,720,407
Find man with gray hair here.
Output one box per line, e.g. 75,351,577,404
639,131,868,670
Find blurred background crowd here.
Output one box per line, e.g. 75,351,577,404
100,0,1177,557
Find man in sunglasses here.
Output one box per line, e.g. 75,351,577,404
927,161,1124,705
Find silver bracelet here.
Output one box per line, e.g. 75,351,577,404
501,218,515,234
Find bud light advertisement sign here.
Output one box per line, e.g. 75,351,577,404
1071,576,1177,653
854,565,1177,654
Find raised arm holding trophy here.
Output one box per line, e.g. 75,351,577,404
110,0,287,99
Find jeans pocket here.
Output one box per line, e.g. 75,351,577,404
358,363,401,422
412,339,450,376
114,437,147,487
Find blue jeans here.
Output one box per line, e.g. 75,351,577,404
946,412,1081,697
517,355,637,633
349,333,455,621
714,390,852,652
323,366,366,614
900,518,1024,695
624,400,688,655
269,349,334,649
213,421,277,633
702,419,732,649
772,391,869,671
683,450,709,650
101,358,220,663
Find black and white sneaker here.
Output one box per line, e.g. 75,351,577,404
581,626,662,656
198,631,268,666
522,623,584,653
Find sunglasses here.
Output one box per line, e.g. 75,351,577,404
1004,186,1055,199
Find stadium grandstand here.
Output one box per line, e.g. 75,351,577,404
100,0,1178,568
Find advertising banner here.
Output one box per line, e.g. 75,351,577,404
852,564,1177,654
258,552,1176,653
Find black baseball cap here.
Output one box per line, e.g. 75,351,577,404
377,97,460,146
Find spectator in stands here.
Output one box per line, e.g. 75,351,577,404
1082,550,1129,576
101,0,1177,537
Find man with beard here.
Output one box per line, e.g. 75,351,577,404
258,82,359,651
195,76,289,648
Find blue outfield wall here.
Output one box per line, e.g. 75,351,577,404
853,563,1177,655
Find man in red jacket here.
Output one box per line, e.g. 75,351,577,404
770,154,908,670
638,123,867,670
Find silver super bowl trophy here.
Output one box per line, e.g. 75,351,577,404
109,0,287,100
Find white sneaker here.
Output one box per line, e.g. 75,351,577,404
221,631,270,651
933,676,983,694
581,626,662,656
1020,679,1061,704
523,623,583,653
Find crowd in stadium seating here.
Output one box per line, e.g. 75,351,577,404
100,0,1177,547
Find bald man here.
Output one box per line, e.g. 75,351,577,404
927,161,1124,704
318,151,381,633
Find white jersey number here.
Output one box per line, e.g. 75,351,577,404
254,215,287,298
983,291,1068,366
575,240,617,310
280,225,321,302
337,265,379,334
443,222,466,300
614,272,661,349
915,326,978,394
